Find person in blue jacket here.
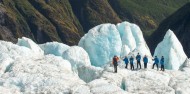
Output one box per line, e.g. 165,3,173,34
130,56,134,70
123,56,129,69
136,53,141,69
143,55,148,69
152,56,159,71
160,56,165,71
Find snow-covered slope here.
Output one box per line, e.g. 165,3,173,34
154,30,187,70
79,21,151,67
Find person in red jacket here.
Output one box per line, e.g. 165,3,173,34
112,55,119,73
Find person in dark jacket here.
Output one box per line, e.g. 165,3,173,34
160,56,165,71
112,55,119,73
123,56,129,69
130,56,134,70
136,53,141,69
143,55,148,69
152,56,159,70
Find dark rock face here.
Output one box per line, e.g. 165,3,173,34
0,0,189,47
69,0,121,32
0,0,84,45
148,3,190,57
108,0,189,36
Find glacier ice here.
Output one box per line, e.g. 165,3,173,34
79,22,151,67
0,40,37,76
77,66,103,83
62,46,91,67
87,79,126,94
79,24,122,67
117,22,136,51
117,22,151,57
0,23,189,94
120,45,130,58
40,42,70,56
62,46,103,82
0,55,85,94
0,38,87,93
154,30,187,70
17,37,44,57
123,70,174,94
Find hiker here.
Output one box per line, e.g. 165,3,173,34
136,53,141,69
143,55,148,69
130,56,134,70
112,55,119,73
123,56,129,69
152,56,159,70
160,56,165,71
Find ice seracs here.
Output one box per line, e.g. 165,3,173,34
0,40,35,76
154,29,187,70
79,24,122,67
17,37,44,57
120,45,130,58
62,46,91,67
79,21,151,67
117,22,151,57
40,42,70,56
117,22,136,51
62,46,103,82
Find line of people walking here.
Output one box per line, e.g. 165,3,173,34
112,53,165,73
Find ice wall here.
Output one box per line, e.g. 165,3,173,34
79,24,122,67
154,30,187,70
79,22,151,67
40,42,70,56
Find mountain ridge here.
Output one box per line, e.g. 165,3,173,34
0,0,189,46
148,2,190,57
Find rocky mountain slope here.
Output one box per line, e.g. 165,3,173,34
108,0,190,35
148,3,190,57
69,0,122,33
0,0,189,46
0,0,84,45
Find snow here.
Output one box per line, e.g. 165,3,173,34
40,42,70,56
154,30,187,70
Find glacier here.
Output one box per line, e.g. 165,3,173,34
79,21,151,67
154,30,187,70
40,42,70,56
0,21,189,94
79,24,122,67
